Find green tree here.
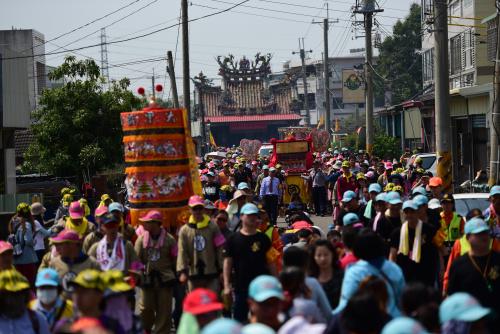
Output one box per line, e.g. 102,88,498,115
375,3,422,105
23,56,142,179
373,131,401,160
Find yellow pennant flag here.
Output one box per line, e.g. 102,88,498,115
317,115,324,129
209,131,217,147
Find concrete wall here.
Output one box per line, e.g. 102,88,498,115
0,47,30,128
0,29,46,113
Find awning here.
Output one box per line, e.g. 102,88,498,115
206,114,302,123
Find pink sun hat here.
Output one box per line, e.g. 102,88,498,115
139,210,163,223
69,201,84,219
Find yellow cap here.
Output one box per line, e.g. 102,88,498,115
356,173,366,180
101,270,132,294
0,269,30,292
70,269,104,291
341,161,350,168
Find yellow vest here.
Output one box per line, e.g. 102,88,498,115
440,212,462,242
459,235,493,255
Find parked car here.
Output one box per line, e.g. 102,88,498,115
406,153,437,176
259,144,274,158
453,193,489,218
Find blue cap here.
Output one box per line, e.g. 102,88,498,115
201,318,242,334
382,317,428,334
241,323,275,334
262,165,269,170
490,185,500,197
413,194,428,207
237,182,250,190
464,217,489,235
342,190,357,203
343,213,360,226
386,191,402,205
440,292,491,324
412,186,427,196
368,183,382,193
375,193,387,202
402,200,418,211
206,171,215,177
249,275,284,302
240,203,259,215
108,202,124,213
35,268,60,287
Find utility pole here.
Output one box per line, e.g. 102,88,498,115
433,0,453,192
152,68,156,99
354,0,382,155
181,0,191,129
489,1,500,187
293,38,313,127
100,28,110,89
166,50,180,108
313,3,339,134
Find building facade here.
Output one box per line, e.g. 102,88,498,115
284,49,377,132
418,0,495,183
193,54,301,149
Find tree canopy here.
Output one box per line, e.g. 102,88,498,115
23,56,142,179
375,3,422,105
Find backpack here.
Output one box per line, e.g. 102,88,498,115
7,219,24,256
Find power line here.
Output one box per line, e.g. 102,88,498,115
0,0,251,61
20,0,144,54
47,0,160,54
191,3,311,24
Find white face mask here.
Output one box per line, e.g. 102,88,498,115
37,288,58,305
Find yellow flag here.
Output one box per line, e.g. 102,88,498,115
209,131,217,147
317,115,324,129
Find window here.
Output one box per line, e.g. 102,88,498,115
422,48,434,82
487,18,497,62
449,0,461,16
450,34,462,75
463,30,475,70
463,0,472,9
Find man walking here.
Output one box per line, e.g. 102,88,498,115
310,160,328,216
259,167,281,226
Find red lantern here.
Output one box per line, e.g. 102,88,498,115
155,84,163,92
137,87,145,96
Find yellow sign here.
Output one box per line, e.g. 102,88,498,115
342,69,365,104
275,141,309,154
283,174,310,205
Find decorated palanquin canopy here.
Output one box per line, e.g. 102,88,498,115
121,104,201,227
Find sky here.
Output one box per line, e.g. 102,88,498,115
0,0,417,100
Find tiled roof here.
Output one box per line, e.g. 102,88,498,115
15,129,34,158
206,114,302,123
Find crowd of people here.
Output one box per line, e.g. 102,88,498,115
0,147,499,334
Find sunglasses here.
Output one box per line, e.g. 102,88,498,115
192,206,204,211
216,217,228,222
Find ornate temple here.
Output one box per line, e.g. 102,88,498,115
193,53,301,147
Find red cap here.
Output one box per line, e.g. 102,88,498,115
429,176,443,187
183,288,223,315
0,241,13,254
291,220,313,232
139,210,163,223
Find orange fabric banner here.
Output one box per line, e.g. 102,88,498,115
121,106,201,227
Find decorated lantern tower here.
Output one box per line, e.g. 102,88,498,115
121,85,201,227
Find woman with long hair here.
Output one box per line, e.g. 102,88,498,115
308,239,344,309
9,202,38,285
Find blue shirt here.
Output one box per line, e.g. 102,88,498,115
259,176,281,197
0,310,50,334
333,259,405,318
